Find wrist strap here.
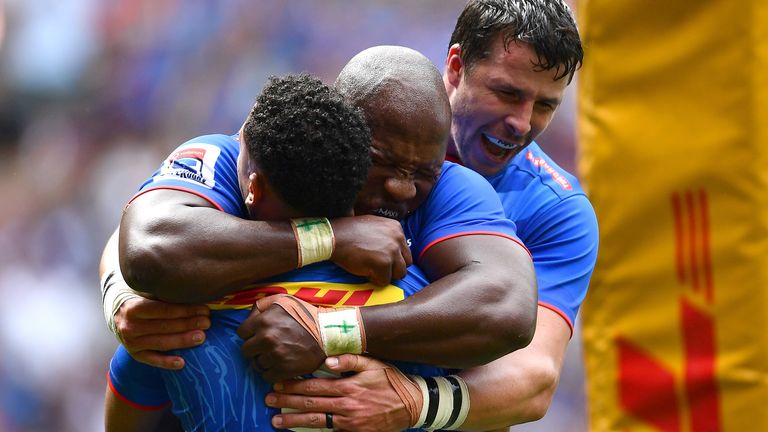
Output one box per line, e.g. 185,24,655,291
318,308,366,355
382,367,423,427
290,217,335,268
101,269,140,342
263,295,366,356
410,374,470,430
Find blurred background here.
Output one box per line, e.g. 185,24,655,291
0,0,583,430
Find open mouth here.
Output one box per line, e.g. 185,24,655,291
481,133,521,160
483,133,522,151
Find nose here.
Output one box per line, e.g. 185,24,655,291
504,102,533,137
384,175,417,202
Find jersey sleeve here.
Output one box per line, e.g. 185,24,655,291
408,163,525,260
528,194,598,333
107,345,170,410
129,134,245,216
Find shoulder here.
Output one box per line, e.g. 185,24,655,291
174,133,239,156
490,143,593,219
498,142,585,199
420,161,508,217
489,143,597,244
133,132,245,215
163,134,239,170
405,161,518,258
433,161,500,198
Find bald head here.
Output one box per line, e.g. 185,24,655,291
337,46,452,219
335,46,452,147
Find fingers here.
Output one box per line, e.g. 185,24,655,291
273,377,347,397
371,241,409,285
272,411,341,431
391,256,408,282
131,350,186,370
125,329,206,353
254,294,287,312
236,308,264,340
367,265,393,287
325,354,386,374
400,237,413,267
238,326,268,357
266,390,340,412
237,295,289,339
392,230,412,280
126,298,209,320
118,315,210,339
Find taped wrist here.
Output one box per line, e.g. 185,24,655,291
382,367,423,427
290,217,335,268
410,375,470,430
318,308,366,355
268,296,366,355
101,269,140,340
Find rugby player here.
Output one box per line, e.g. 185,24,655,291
260,0,598,430
103,46,536,431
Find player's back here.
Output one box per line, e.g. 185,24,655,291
111,262,440,432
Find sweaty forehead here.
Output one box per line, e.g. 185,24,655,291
365,84,450,149
474,40,568,98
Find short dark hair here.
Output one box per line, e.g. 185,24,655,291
243,74,371,217
449,0,583,82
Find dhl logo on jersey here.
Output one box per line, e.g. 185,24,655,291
207,281,406,310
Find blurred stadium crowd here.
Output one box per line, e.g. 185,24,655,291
0,1,583,430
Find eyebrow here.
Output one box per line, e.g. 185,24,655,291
493,81,562,107
539,96,562,107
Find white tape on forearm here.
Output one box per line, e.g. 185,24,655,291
317,308,363,355
101,269,140,339
431,376,454,429
410,375,430,429
445,375,471,430
290,217,335,267
409,374,470,430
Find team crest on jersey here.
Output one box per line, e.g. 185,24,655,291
157,143,220,189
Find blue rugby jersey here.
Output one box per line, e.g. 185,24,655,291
129,134,522,263
470,141,599,332
110,133,522,430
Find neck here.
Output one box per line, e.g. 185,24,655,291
446,134,459,156
445,136,462,164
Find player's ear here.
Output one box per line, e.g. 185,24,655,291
244,172,263,206
445,43,464,87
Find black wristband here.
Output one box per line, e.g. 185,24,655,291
445,375,463,428
423,376,440,429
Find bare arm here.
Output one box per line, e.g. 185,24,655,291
119,189,298,303
363,234,537,367
238,234,537,380
119,189,410,303
458,307,570,429
107,186,410,369
101,227,211,369
266,306,570,431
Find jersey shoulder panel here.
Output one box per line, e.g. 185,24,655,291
501,142,585,199
134,133,247,217
404,161,520,260
488,143,598,329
